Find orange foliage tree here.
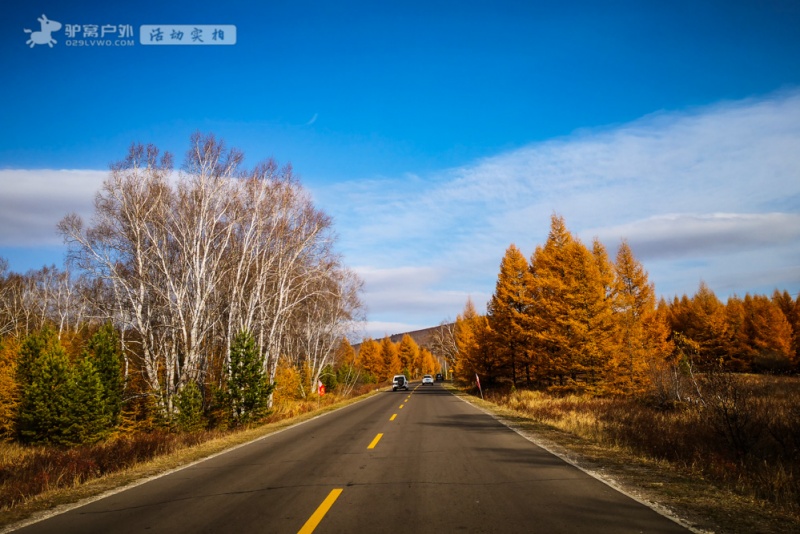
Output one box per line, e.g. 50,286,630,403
380,337,401,380
0,336,19,439
772,289,800,366
487,244,532,387
526,215,616,393
454,214,798,396
397,334,420,377
453,298,497,384
609,240,671,394
357,338,383,382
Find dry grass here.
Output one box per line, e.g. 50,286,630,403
0,387,381,529
469,375,800,534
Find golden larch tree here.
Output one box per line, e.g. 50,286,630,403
772,289,800,367
683,282,732,368
357,338,383,381
527,215,615,393
380,337,401,379
453,298,497,384
610,240,672,394
742,294,794,370
0,336,19,439
335,337,357,368
487,244,533,387
397,334,420,377
419,348,438,375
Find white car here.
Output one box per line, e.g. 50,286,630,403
422,374,434,385
392,374,409,391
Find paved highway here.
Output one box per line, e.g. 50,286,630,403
13,383,690,533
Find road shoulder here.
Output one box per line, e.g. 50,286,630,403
448,386,800,534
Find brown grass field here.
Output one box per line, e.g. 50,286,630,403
471,373,800,533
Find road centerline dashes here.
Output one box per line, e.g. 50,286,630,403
297,488,343,534
367,433,383,449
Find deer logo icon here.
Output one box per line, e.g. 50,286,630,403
24,14,62,48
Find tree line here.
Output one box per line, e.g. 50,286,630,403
352,334,440,382
450,214,799,395
0,134,363,443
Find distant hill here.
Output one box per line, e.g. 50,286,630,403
352,323,454,352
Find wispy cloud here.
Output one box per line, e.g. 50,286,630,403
316,89,800,336
0,169,106,247
593,213,800,260
2,91,799,339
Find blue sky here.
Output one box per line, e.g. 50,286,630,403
2,1,800,338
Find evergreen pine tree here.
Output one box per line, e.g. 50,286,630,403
67,357,112,444
527,215,582,388
724,295,750,371
175,380,205,432
16,328,74,445
85,324,125,427
564,236,615,393
225,329,272,425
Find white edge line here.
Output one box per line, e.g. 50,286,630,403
451,391,710,534
3,392,380,533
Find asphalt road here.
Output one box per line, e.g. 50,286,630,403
13,383,690,533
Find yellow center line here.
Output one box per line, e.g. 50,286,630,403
399,404,404,409
297,488,343,534
390,413,397,421
367,433,383,449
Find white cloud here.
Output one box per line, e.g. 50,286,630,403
0,169,106,247
3,90,800,338
589,213,800,260
317,89,800,333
